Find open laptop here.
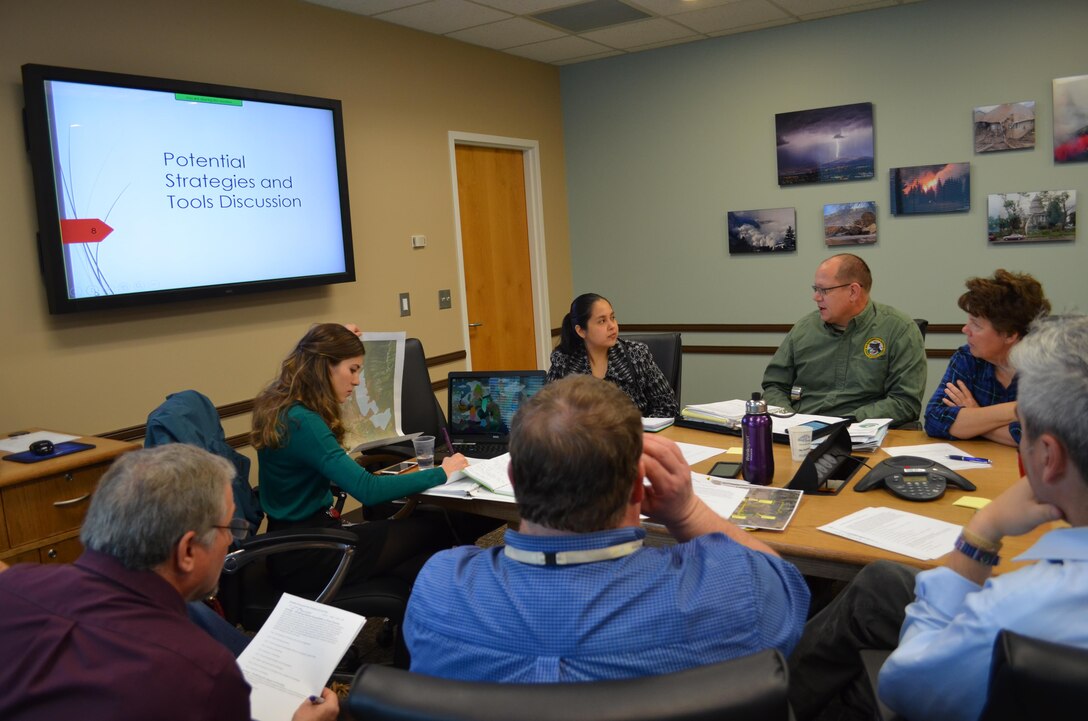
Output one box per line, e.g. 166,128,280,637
446,370,547,459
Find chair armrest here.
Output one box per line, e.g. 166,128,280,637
222,528,359,604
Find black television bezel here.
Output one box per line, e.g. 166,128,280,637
21,63,356,314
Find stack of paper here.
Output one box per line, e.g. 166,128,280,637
680,400,753,431
819,507,960,560
642,417,675,432
847,418,893,452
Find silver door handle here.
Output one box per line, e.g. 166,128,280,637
468,323,483,328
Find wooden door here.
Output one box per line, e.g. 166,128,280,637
455,145,538,370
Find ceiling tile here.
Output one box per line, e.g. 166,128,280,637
628,0,739,13
472,0,578,13
581,18,700,49
671,0,788,33
447,17,566,49
375,0,511,34
504,34,615,63
304,0,429,15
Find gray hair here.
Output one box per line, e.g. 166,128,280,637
81,444,233,571
1010,315,1088,481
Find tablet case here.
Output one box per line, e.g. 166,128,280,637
3,441,95,464
786,421,865,495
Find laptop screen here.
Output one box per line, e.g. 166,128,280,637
447,371,546,439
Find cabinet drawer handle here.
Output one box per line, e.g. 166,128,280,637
47,548,58,559
53,493,91,507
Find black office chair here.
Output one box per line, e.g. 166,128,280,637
912,319,928,339
863,629,1088,721
620,332,683,403
978,630,1088,721
347,649,791,721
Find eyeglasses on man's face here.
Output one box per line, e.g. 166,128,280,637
811,283,852,298
211,517,249,542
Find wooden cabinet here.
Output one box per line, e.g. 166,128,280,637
0,432,136,565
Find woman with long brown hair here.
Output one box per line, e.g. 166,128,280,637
252,323,468,592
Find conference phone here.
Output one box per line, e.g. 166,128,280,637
854,456,976,501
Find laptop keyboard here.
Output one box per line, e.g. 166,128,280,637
451,442,508,459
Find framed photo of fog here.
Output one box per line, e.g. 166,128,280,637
889,162,970,215
775,102,874,185
987,191,1076,244
728,207,797,254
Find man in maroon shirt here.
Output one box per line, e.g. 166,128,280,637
0,444,336,721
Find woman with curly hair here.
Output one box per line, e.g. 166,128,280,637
924,270,1050,446
252,323,469,593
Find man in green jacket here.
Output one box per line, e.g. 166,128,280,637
761,253,926,427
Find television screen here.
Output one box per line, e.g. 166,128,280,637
21,64,355,314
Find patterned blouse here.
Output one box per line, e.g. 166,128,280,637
546,338,679,418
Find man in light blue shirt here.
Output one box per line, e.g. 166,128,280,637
788,315,1088,721
405,375,810,682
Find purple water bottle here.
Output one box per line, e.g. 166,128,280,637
742,392,774,486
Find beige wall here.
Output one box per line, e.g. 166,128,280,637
0,0,572,435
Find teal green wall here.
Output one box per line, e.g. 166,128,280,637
560,0,1088,409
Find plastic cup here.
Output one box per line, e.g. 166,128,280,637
413,435,436,469
787,425,813,462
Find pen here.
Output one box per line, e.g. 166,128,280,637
949,455,990,463
441,427,455,454
308,695,325,705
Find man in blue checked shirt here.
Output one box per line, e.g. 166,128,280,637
404,374,810,682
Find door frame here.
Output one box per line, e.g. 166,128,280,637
448,131,551,370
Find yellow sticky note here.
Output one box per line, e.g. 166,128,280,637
725,447,742,454
954,496,991,510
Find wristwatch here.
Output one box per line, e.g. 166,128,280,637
954,533,1001,566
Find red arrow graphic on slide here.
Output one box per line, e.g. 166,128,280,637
61,218,114,244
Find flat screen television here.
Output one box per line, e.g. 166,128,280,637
21,64,355,314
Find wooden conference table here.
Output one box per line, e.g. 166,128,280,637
418,426,1059,581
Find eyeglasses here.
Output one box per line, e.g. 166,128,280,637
211,518,250,542
811,283,852,298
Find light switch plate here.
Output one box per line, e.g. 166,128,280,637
399,292,410,317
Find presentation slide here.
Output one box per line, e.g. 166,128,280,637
43,80,348,299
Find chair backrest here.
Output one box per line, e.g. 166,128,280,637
399,337,448,437
348,649,790,721
978,630,1088,721
913,319,928,339
619,332,683,402
144,390,263,538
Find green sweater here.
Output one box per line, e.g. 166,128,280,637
258,403,445,521
761,300,926,426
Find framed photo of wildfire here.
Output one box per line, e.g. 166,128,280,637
889,162,970,216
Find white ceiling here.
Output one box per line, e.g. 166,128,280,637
304,0,929,65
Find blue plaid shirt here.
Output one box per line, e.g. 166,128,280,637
404,526,809,682
924,345,1020,442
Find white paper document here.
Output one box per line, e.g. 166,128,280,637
673,441,728,466
0,431,79,453
819,507,961,560
690,473,750,518
237,593,366,721
883,442,992,471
